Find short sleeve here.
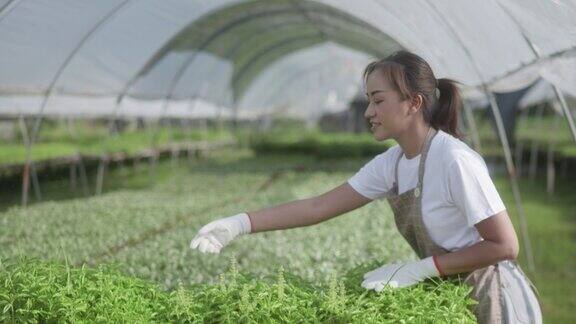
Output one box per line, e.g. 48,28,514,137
347,148,397,200
447,151,506,227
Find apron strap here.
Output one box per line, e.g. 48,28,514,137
394,148,403,186
393,127,438,192
417,127,438,191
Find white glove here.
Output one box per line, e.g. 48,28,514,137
361,257,440,292
190,212,252,254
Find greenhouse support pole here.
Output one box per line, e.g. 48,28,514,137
77,155,90,196
485,89,535,271
66,117,90,196
427,0,535,272
496,0,576,144
30,161,41,201
462,102,482,153
514,106,530,177
18,115,31,207
552,86,576,143
528,104,545,180
30,0,133,145
18,115,41,205
23,1,133,200
546,103,563,194
70,159,77,191
546,145,555,194
95,156,108,195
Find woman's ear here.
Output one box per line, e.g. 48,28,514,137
409,94,423,114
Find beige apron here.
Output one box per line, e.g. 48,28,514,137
384,127,542,323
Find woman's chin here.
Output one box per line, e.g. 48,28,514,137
371,130,389,142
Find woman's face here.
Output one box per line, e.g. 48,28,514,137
364,71,413,141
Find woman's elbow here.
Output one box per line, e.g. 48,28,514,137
503,239,520,260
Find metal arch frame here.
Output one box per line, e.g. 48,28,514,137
231,33,323,94
147,14,329,150
230,1,395,100
230,27,390,100
141,5,346,167
113,1,395,121
494,0,576,143
257,61,340,109
425,0,536,272
111,6,317,127
227,0,390,121
0,0,22,23
288,0,327,41
254,59,358,118
229,36,331,122
169,6,390,112
142,3,388,150
184,18,325,121
485,46,576,87
240,42,368,109
182,13,391,119
175,33,321,130
30,0,134,142
186,2,398,129
152,3,395,131
19,0,134,207
112,5,358,118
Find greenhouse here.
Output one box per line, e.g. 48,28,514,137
0,0,574,322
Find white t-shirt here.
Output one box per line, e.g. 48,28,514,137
347,130,506,251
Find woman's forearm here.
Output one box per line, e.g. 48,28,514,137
435,211,519,276
246,197,324,233
435,240,518,276
245,183,372,234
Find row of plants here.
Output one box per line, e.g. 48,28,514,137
474,112,576,158
245,112,575,160
0,257,475,323
2,147,574,321
247,130,394,158
0,126,233,166
0,150,414,289
0,149,477,321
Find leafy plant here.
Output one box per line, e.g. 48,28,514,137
0,257,475,323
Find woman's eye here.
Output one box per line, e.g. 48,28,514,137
375,100,383,104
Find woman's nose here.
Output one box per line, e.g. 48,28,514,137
364,104,374,119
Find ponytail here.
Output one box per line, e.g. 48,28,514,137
431,78,462,139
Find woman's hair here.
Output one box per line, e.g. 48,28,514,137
363,50,462,139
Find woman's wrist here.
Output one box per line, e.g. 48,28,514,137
225,212,252,236
432,255,445,277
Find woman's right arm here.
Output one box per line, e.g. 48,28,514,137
247,182,373,233
190,182,372,253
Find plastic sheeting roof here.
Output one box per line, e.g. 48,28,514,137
0,0,574,119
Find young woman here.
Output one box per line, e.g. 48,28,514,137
190,51,542,323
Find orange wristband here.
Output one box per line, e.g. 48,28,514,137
432,255,445,277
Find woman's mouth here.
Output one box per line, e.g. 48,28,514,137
370,122,381,130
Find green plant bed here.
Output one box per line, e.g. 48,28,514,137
0,128,234,166
0,257,475,323
557,144,576,158
0,143,78,165
249,131,395,158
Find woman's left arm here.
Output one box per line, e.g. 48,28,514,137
361,210,519,291
434,209,519,276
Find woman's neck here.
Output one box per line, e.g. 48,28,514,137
396,122,431,159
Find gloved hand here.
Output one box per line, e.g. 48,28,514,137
361,256,440,292
190,212,252,254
